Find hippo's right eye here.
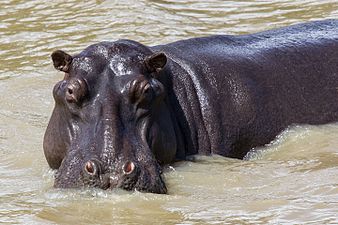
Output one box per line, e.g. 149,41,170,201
65,78,88,104
65,86,75,102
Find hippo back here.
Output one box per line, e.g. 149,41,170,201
153,19,338,158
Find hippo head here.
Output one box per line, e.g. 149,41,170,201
43,40,177,194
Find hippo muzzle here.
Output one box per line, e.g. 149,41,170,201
54,154,166,194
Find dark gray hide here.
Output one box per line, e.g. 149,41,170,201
44,20,338,193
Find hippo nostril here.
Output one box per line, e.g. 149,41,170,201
123,161,135,175
84,160,97,175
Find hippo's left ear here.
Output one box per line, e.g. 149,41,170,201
51,50,73,73
145,52,167,73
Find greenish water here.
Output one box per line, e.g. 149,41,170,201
0,0,337,224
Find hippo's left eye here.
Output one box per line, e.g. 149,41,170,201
129,78,155,108
65,78,88,104
139,82,154,106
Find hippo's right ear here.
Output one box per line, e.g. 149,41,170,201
51,50,73,72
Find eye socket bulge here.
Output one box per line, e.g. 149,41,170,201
128,77,154,104
65,78,88,104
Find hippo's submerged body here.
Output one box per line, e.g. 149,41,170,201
44,20,338,193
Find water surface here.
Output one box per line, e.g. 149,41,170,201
0,0,337,224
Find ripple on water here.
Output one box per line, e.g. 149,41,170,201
1,0,338,224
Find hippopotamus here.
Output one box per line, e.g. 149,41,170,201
43,19,338,194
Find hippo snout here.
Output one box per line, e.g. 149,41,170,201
81,160,141,191
102,160,167,194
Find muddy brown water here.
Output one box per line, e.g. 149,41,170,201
0,0,337,224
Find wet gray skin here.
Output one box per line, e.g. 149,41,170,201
44,20,338,194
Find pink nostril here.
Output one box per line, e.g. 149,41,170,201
123,161,135,175
85,161,96,175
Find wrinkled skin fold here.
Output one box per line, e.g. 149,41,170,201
44,20,338,194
